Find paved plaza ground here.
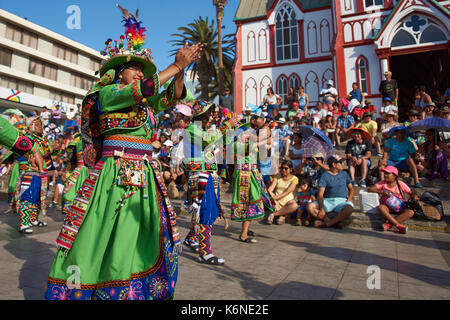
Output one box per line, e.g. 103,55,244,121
0,197,449,300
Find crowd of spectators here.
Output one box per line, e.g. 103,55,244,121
1,76,449,235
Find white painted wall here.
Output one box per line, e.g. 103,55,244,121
241,20,271,66
303,10,333,59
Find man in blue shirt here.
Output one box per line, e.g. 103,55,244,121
348,82,364,104
379,127,422,188
336,107,355,146
274,117,292,158
306,155,354,228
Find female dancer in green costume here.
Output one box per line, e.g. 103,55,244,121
44,7,202,300
231,122,273,243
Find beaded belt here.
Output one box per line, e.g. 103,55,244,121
235,163,258,171
102,135,153,160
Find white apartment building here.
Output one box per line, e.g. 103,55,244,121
0,8,103,114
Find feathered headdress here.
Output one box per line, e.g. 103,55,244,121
98,5,156,77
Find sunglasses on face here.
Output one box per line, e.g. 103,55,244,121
281,167,290,170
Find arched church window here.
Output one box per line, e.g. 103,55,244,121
419,25,447,43
275,4,299,62
276,75,288,105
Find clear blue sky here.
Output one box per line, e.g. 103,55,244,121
1,0,240,70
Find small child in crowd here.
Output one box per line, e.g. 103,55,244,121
295,176,317,226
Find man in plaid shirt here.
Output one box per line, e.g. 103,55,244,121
336,107,355,146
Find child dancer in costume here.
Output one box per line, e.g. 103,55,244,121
44,6,202,300
182,100,237,265
231,122,273,243
15,117,52,234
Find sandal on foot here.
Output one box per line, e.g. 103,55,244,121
247,230,256,236
19,226,33,234
197,255,225,265
183,240,199,253
31,220,47,227
239,236,257,243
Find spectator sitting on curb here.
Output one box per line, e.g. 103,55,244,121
378,127,422,188
306,155,354,228
298,152,329,189
295,176,317,226
345,128,372,188
367,166,418,234
266,160,299,225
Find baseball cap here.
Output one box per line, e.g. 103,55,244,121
164,114,170,118
327,155,344,167
159,148,170,157
383,97,392,102
441,106,450,113
341,107,349,112
381,166,398,176
163,140,174,147
363,111,372,118
276,117,286,124
292,101,299,107
313,152,324,159
255,111,267,118
327,80,334,86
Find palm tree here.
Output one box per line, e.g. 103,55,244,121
213,0,227,93
169,16,234,99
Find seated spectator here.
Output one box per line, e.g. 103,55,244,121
414,85,432,112
348,82,364,105
263,87,282,116
311,102,327,128
362,99,377,120
160,114,172,130
286,102,303,119
288,133,303,173
271,107,282,121
266,160,299,225
331,102,341,121
274,118,293,158
367,166,419,234
295,176,317,226
306,155,354,228
423,102,436,119
323,113,337,146
380,111,400,145
320,80,338,111
378,127,422,188
416,128,450,181
298,152,329,189
345,128,372,188
358,111,382,156
336,107,355,146
380,97,398,121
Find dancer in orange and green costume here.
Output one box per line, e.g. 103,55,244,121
15,117,53,234
231,122,273,243
182,100,238,265
44,6,202,300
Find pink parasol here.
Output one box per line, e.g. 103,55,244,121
175,103,192,117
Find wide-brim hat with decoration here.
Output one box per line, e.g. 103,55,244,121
98,5,156,78
191,100,214,118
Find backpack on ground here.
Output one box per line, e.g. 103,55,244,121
410,191,444,221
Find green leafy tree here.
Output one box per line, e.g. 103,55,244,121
170,16,235,99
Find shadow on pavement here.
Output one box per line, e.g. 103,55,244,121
280,239,450,287
3,235,55,300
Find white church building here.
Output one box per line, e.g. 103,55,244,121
232,0,450,117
